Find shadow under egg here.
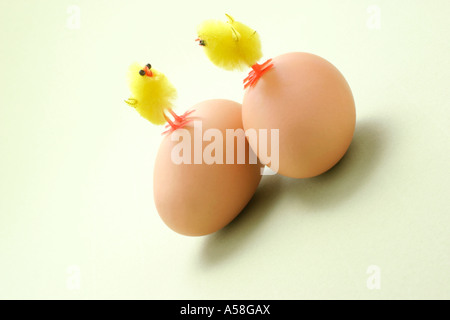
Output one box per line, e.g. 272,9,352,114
198,118,389,264
199,173,283,265
281,118,389,210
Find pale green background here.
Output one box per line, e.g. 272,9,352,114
0,0,449,299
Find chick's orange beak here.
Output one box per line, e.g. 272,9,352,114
143,65,153,77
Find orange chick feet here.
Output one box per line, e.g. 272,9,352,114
243,59,274,89
162,109,195,135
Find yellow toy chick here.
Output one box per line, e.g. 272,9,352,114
125,62,193,134
196,14,273,88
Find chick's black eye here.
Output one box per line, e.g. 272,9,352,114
139,70,145,76
146,63,151,69
199,40,206,46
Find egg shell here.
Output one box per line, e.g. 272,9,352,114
242,52,356,178
153,99,263,236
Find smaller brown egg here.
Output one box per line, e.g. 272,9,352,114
242,52,356,178
153,99,263,236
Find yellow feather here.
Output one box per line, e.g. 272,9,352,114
126,63,177,125
197,14,263,71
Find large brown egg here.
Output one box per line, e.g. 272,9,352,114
242,52,356,178
153,99,263,236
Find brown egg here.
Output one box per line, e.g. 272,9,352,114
153,99,263,236
242,52,356,178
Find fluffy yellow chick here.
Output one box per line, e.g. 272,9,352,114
125,62,193,134
196,14,273,88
